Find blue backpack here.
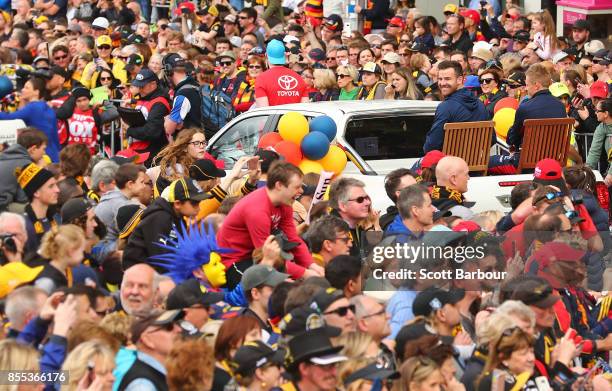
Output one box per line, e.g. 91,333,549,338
200,83,234,135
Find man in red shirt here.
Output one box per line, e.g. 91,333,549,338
255,39,309,107
217,162,322,289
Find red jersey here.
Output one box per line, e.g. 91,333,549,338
217,187,313,278
255,66,308,106
66,107,98,153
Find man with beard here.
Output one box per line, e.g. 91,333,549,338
570,19,591,63
120,263,159,318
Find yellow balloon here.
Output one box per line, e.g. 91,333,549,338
493,107,516,141
278,112,309,145
299,159,323,174
318,145,348,175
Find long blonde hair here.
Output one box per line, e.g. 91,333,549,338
392,67,422,100
393,356,441,391
39,224,86,261
0,340,40,391
532,10,558,52
156,128,205,181
61,340,115,391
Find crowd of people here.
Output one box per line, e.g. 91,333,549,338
0,0,611,390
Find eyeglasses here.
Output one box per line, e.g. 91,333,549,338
248,64,262,69
324,304,355,317
220,61,233,66
495,326,522,349
534,191,564,204
337,73,351,79
480,78,495,84
334,236,352,244
238,15,248,19
54,54,68,61
189,140,207,147
98,45,111,50
348,195,370,203
361,307,386,319
100,77,112,81
327,57,336,61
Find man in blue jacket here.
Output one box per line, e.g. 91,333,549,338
490,63,566,174
424,61,491,153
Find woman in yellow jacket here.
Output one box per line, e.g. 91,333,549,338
80,35,127,89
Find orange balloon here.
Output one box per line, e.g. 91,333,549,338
258,132,283,149
274,141,303,166
494,97,519,114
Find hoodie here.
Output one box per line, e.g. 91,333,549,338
424,88,491,153
122,197,184,273
384,214,422,242
0,144,32,210
94,189,136,242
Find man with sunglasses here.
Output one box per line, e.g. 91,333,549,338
351,294,393,363
311,288,356,334
591,49,610,82
305,215,352,266
123,177,210,273
162,53,202,136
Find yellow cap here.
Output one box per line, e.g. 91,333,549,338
96,35,112,47
0,263,44,298
549,82,570,98
443,3,458,13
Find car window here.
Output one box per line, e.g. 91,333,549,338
209,115,270,168
344,115,434,160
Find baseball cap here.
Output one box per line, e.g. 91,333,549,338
128,34,145,44
421,150,446,169
395,322,435,361
510,277,560,309
412,287,465,317
552,51,572,65
61,198,92,224
131,68,158,87
361,62,382,74
50,66,69,80
279,306,341,338
130,310,184,344
443,3,458,14
464,75,481,89
592,49,608,61
283,35,300,45
255,148,280,173
241,264,289,291
513,30,530,43
309,48,326,62
527,241,586,271
344,362,399,386
224,14,237,24
382,52,400,64
549,82,570,98
68,23,82,33
504,71,526,87
310,287,345,313
266,39,286,65
218,50,236,61
166,279,225,310
0,262,44,298
125,54,144,71
231,341,285,377
323,14,342,31
460,9,480,25
432,206,452,221
572,19,589,31
230,36,242,48
116,204,144,239
452,221,482,233
163,177,212,203
113,149,149,165
387,16,405,28
470,48,493,62
285,328,346,370
92,17,109,30
584,40,604,55
589,80,609,99
188,159,226,181
96,35,112,47
532,158,568,193
408,41,428,53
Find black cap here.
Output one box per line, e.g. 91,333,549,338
255,148,280,173
188,159,226,181
130,309,184,344
504,71,526,87
131,68,158,87
61,198,92,224
117,204,143,239
408,41,428,53
272,230,300,261
323,14,343,31
412,287,465,317
163,53,189,70
125,54,144,71
128,34,145,44
164,177,212,203
50,66,69,79
513,30,530,42
71,86,92,100
344,362,399,386
395,322,436,361
279,306,341,338
167,279,225,310
285,328,346,370
572,19,590,31
310,287,345,313
231,341,285,377
510,276,560,309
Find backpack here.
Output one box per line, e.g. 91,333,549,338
200,83,235,136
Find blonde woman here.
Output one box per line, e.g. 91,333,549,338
337,331,379,359
385,67,423,100
337,64,359,100
61,340,116,391
311,68,339,102
34,224,86,294
0,339,40,391
394,356,444,391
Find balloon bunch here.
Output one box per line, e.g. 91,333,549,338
492,97,519,142
258,112,348,175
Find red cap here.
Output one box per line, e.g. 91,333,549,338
460,9,480,26
590,80,609,99
526,242,585,271
421,150,446,169
174,1,195,15
533,158,562,180
116,149,150,164
387,16,405,29
452,221,481,233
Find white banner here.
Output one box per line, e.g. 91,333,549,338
306,170,334,224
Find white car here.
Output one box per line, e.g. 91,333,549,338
207,100,610,219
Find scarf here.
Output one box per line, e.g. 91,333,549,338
430,185,465,205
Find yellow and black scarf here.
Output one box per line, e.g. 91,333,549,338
430,185,465,205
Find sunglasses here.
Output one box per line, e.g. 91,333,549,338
54,54,68,61
98,45,111,50
480,78,495,84
324,304,355,317
327,57,336,61
592,59,602,64
188,199,201,207
370,44,381,49
534,191,564,204
337,73,351,79
596,109,606,113
220,61,233,66
238,15,248,19
248,64,262,69
100,77,112,81
151,322,176,332
348,195,371,203
361,307,385,319
160,24,168,30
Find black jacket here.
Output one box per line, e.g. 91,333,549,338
444,31,474,53
173,76,202,130
0,144,32,210
360,0,391,30
122,197,184,273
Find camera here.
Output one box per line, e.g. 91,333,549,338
0,234,17,254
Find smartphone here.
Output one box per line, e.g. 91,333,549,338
247,156,259,170
86,360,95,387
342,23,351,38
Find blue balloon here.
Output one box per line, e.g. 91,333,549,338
301,131,330,160
309,115,337,141
0,76,13,100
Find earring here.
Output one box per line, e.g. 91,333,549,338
261,382,267,389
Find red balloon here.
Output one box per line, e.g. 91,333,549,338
258,132,283,149
274,141,303,166
494,97,519,114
